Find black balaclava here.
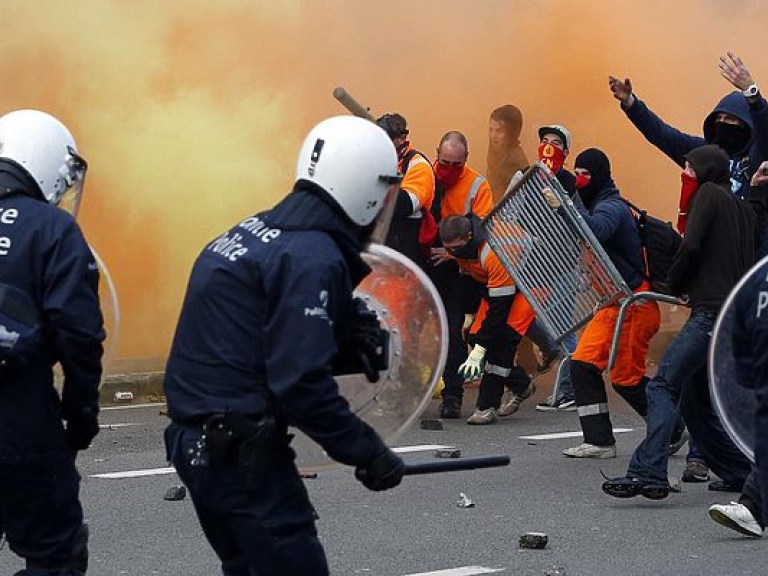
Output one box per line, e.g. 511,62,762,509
711,121,750,156
574,148,613,208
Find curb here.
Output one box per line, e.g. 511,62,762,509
100,371,165,406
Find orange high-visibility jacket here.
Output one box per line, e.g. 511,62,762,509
456,242,535,339
438,164,494,220
400,144,435,213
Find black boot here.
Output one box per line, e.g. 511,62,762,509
439,396,462,419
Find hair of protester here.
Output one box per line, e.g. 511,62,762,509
440,214,472,243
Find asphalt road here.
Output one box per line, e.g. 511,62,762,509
1,376,763,576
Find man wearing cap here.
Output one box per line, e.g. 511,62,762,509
500,125,578,415
536,125,576,195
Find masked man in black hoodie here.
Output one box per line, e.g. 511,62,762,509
559,149,661,459
163,116,406,576
609,51,768,250
603,144,760,500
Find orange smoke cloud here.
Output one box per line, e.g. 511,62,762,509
2,0,765,366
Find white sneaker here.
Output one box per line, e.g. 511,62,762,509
466,408,496,425
563,442,616,459
497,383,535,417
709,502,763,538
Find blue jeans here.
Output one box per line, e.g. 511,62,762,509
627,309,751,485
555,333,576,399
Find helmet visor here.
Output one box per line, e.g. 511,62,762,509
367,174,402,245
56,146,88,218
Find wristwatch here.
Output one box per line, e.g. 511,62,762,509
743,84,760,98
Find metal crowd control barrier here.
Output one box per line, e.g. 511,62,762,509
483,162,632,344
607,291,687,371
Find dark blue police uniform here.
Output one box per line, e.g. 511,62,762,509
0,167,105,575
731,258,768,528
164,183,396,576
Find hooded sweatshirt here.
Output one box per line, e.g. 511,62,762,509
487,105,529,203
667,145,759,310
573,148,645,290
624,91,768,201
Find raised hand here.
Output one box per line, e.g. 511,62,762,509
608,75,634,107
719,51,755,92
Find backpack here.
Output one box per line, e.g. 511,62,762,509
621,199,683,294
400,149,439,249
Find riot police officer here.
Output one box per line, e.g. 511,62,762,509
163,115,407,576
0,110,104,575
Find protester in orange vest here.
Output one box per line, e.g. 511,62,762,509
427,131,495,419
376,113,435,267
439,213,536,424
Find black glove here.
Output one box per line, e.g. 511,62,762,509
332,298,389,383
354,448,405,492
66,408,100,451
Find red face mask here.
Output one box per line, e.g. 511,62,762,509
538,142,566,173
435,163,463,187
677,172,699,234
575,173,591,190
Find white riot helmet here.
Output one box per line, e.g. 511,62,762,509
296,116,401,229
0,109,88,216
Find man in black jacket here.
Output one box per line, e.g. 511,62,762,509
0,110,104,575
164,116,406,576
603,144,758,500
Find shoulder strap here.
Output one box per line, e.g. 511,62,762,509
401,149,431,173
620,197,646,218
616,198,650,280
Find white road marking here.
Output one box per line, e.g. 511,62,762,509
393,444,454,453
101,402,165,411
99,422,147,429
90,467,176,479
519,428,633,441
403,567,504,576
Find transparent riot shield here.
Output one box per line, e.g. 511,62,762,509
293,244,448,472
708,255,768,462
91,245,121,372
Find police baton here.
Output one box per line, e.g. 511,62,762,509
333,86,376,122
403,455,510,476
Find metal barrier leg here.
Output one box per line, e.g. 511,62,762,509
607,291,687,371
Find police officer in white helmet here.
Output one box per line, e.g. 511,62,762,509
163,116,406,575
0,109,104,575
